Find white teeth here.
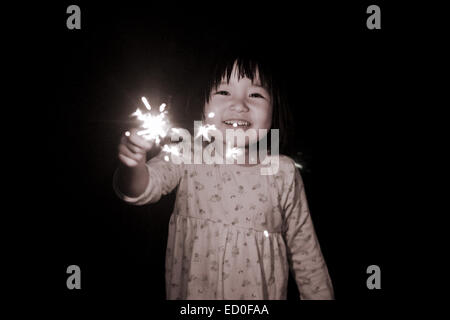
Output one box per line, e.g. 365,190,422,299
224,120,251,127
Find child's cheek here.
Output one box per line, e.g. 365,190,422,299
202,106,210,123
203,104,219,125
263,105,274,130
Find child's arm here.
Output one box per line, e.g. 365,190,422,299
114,128,181,205
115,128,153,198
283,165,334,300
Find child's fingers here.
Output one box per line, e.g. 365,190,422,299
125,138,146,154
118,154,139,167
121,130,153,152
118,143,145,163
127,129,153,150
120,135,143,155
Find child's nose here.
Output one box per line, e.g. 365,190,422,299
230,100,249,112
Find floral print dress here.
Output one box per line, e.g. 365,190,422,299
114,152,334,300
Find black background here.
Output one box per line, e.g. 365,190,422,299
21,0,413,316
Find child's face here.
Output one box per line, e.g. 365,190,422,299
204,66,273,147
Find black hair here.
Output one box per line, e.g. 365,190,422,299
185,43,292,154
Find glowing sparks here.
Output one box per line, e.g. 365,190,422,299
226,142,244,160
130,97,170,145
162,144,180,157
227,147,243,159
294,162,303,169
195,124,217,142
141,96,151,110
161,143,182,162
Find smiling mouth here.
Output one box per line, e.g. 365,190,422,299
223,119,252,128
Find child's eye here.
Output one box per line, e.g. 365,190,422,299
215,90,230,96
249,93,265,99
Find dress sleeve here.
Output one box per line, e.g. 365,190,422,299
113,151,182,206
282,164,334,300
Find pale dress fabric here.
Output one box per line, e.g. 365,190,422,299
114,152,334,300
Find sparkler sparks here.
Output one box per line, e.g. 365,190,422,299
128,96,183,162
161,142,184,162
294,162,303,169
162,144,180,157
195,124,217,142
130,96,170,145
141,96,151,110
226,141,244,160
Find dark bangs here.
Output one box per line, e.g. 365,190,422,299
203,55,274,105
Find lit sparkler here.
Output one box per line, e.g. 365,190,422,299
127,96,183,161
130,96,171,145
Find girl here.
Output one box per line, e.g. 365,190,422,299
114,50,334,300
